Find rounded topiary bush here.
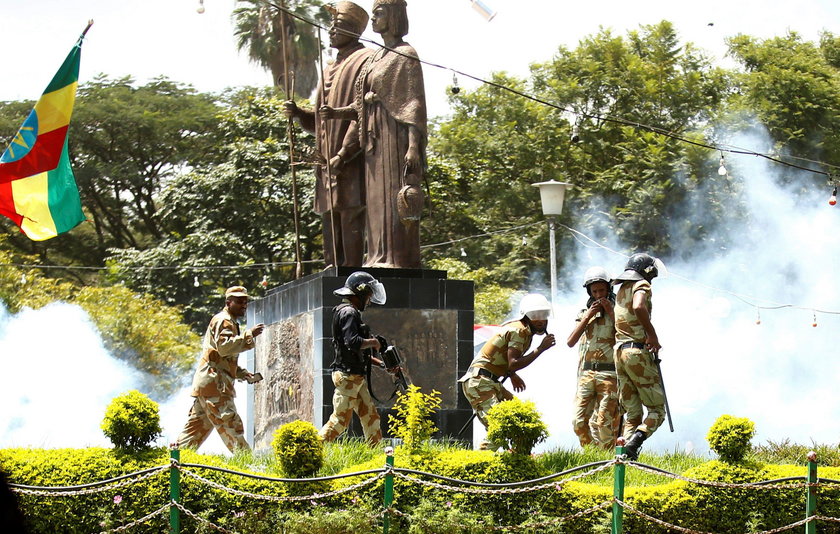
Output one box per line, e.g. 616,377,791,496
706,414,756,462
272,420,324,477
101,390,162,451
486,398,548,455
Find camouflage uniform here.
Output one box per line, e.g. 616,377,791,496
320,303,382,443
614,280,666,439
459,320,532,444
319,371,382,443
572,310,619,448
178,308,255,452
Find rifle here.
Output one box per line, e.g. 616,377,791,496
653,354,675,432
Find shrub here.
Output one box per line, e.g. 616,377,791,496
272,420,324,478
706,414,755,463
389,385,442,450
101,390,162,451
485,398,548,455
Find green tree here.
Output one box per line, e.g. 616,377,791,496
107,89,321,328
232,0,329,98
727,31,840,178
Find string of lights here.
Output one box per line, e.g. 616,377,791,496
259,0,840,186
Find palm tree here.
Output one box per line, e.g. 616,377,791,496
232,0,328,99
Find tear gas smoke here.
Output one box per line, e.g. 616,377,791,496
516,126,840,455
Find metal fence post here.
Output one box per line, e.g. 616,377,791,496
383,446,395,534
805,451,817,534
170,445,181,534
612,438,626,534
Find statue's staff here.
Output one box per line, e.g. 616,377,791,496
316,24,339,270
279,0,303,279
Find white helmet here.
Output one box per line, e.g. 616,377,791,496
519,293,552,321
582,266,611,288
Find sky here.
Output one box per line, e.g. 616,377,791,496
2,0,840,119
2,1,840,456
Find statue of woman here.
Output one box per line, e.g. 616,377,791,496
321,0,427,268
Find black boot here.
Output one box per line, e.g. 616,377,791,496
624,430,647,461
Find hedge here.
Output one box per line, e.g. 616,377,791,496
3,447,840,533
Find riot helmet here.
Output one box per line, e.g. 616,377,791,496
614,253,659,283
582,266,611,294
333,271,387,307
519,293,552,321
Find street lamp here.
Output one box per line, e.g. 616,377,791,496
532,180,573,309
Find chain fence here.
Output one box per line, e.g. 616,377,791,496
8,449,840,533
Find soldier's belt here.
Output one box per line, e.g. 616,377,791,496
582,361,616,372
473,367,502,381
618,341,646,351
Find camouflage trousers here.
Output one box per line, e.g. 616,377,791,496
572,370,620,449
178,395,249,453
319,371,382,444
460,374,514,449
615,347,666,439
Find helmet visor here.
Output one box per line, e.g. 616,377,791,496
526,309,551,321
654,258,668,279
368,279,387,305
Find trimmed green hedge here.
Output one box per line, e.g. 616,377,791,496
3,447,840,533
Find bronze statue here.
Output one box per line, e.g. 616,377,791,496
322,0,427,269
285,1,372,268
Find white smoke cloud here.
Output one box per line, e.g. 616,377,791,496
0,302,234,455
520,125,840,455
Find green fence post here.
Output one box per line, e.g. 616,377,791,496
170,444,181,534
805,451,817,534
383,446,395,534
612,438,626,534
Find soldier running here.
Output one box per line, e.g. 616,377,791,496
566,267,620,449
613,253,665,460
459,293,556,449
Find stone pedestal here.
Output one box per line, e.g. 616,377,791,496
246,267,474,450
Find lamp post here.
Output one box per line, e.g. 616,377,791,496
532,180,572,309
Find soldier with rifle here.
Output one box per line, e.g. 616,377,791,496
319,271,400,444
458,293,556,449
613,253,671,460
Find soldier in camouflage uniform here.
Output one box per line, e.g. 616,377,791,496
613,253,664,460
178,286,265,452
320,271,397,444
459,293,556,449
566,267,619,449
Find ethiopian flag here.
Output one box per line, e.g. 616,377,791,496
0,26,90,240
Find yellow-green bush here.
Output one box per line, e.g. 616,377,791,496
271,420,324,478
706,414,756,463
389,385,441,450
486,398,548,455
101,390,162,451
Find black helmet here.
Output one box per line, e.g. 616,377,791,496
333,271,387,305
614,253,659,283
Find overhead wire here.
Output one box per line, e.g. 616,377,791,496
264,0,837,179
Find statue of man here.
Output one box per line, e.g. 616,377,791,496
285,1,372,268
322,0,427,269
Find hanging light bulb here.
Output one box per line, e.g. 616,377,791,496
196,0,205,14
260,275,269,288
193,275,200,288
20,273,27,285
812,311,818,328
460,247,467,257
755,308,761,325
450,72,460,95
522,236,527,246
717,153,727,176
829,185,837,206
570,123,581,143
